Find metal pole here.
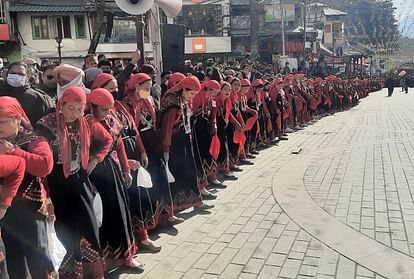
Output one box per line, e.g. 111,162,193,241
250,0,260,60
303,0,307,51
58,42,62,63
281,0,285,56
135,14,146,65
332,37,335,72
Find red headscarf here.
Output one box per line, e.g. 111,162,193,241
165,76,201,95
124,73,152,97
240,79,251,87
57,87,90,178
168,72,186,89
87,88,115,107
192,80,220,112
0,97,32,130
91,73,115,90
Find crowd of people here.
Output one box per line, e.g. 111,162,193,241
0,50,384,279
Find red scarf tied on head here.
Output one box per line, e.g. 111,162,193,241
125,73,152,97
165,76,201,95
168,72,186,89
87,88,115,107
57,86,90,178
91,73,115,90
0,97,32,130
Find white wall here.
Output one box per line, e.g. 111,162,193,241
17,13,91,60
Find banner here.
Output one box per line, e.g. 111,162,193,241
264,4,295,22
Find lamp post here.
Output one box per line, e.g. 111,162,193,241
55,36,63,63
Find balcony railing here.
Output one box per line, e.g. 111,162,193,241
231,16,250,30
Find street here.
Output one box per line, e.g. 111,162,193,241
124,88,414,279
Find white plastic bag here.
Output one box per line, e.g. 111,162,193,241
165,161,175,183
93,192,103,228
47,223,66,271
136,167,153,188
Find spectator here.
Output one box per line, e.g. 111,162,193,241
282,62,291,74
0,61,54,125
39,64,58,100
84,53,98,69
98,60,113,74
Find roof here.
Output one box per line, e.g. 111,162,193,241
323,8,347,16
9,0,94,13
343,42,374,56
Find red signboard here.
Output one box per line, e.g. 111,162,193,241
0,24,10,41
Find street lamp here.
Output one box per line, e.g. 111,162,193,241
55,36,63,63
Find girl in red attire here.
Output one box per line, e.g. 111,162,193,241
36,87,111,279
160,76,214,212
0,97,54,279
215,81,242,179
192,80,223,197
86,88,143,270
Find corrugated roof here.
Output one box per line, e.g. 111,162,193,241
9,0,94,13
323,8,347,16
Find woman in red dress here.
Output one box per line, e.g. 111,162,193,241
0,97,54,278
191,80,224,198
86,88,144,270
36,87,112,279
159,76,214,212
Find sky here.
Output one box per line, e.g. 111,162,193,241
393,0,414,37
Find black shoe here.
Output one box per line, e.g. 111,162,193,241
251,150,259,155
279,136,288,141
239,159,254,166
246,154,256,159
138,242,161,253
209,181,227,189
194,203,215,211
201,193,217,200
231,166,243,172
223,174,238,181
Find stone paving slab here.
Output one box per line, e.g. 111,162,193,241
118,88,414,279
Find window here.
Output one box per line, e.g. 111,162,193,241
31,16,49,39
75,15,86,38
55,16,71,39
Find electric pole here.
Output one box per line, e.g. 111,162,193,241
250,0,260,61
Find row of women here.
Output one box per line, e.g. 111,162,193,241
0,68,383,279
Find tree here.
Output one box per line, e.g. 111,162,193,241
318,0,400,53
88,0,106,54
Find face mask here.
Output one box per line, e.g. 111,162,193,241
103,70,112,74
7,74,27,87
138,89,150,99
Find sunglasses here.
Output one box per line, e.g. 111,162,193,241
46,75,55,80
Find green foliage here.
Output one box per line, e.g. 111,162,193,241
317,0,400,52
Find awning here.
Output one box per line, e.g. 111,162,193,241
9,0,94,13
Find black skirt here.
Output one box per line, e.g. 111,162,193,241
123,135,158,231
216,115,230,173
192,116,216,182
140,129,174,221
47,165,104,278
226,110,240,165
89,154,135,264
2,198,54,279
168,129,203,212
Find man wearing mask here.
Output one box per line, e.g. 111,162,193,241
0,61,54,125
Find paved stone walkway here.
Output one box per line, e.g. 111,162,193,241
120,88,414,279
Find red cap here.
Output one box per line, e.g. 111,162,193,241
241,79,251,86
87,88,114,107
